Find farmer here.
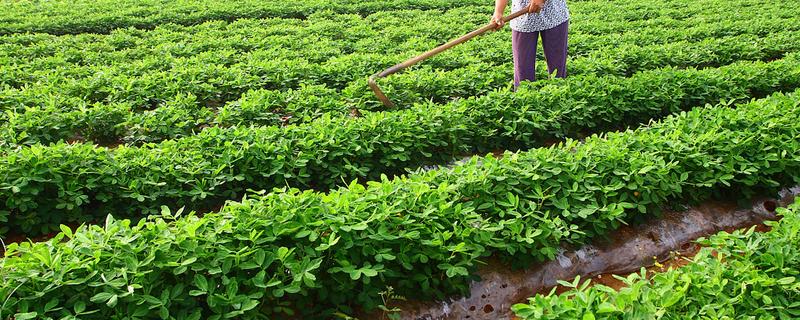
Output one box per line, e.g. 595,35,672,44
490,0,570,87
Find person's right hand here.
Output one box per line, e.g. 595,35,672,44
490,13,504,31
527,0,545,13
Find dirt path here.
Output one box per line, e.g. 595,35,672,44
372,186,799,320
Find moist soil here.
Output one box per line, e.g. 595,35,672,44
368,186,800,320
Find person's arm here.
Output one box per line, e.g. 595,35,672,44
490,0,508,30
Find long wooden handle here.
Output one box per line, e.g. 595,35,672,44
377,8,529,78
369,8,530,107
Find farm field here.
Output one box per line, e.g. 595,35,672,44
1,0,799,319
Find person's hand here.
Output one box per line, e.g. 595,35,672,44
490,12,505,31
527,0,545,13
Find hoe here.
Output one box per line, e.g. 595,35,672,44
369,8,530,107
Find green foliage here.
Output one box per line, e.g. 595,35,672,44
512,199,800,319
0,0,491,35
2,54,799,235
1,1,799,146
1,91,799,318
124,93,214,144
214,84,349,127
2,1,800,318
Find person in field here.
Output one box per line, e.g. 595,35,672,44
490,0,570,87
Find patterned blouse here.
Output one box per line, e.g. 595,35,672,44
510,0,570,32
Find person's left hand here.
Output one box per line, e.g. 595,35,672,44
527,0,545,13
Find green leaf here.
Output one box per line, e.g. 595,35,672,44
74,301,86,314
189,290,206,296
577,207,596,218
361,268,378,277
106,294,119,307
44,298,59,311
266,278,282,287
90,292,116,304
277,247,290,260
597,302,617,313
59,225,73,238
14,312,37,320
445,266,468,278
241,299,259,311
181,257,197,266
194,274,208,291
778,277,796,285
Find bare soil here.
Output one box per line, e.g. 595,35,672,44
374,187,799,320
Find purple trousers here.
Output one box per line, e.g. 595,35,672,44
512,20,569,87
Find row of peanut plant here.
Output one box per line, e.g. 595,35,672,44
2,90,799,319
0,0,766,35
2,55,799,236
513,198,800,319
5,6,794,117
0,0,490,35
3,31,797,146
1,2,798,146
4,0,785,70
3,6,795,106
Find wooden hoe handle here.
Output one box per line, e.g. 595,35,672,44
369,8,530,107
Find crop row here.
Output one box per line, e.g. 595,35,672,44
0,25,800,148
3,5,795,78
2,0,787,66
2,31,797,147
0,8,492,70
2,90,799,319
513,198,800,319
2,15,796,150
0,0,491,35
2,5,797,112
2,55,799,235
0,0,766,36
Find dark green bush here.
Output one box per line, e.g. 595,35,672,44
2,90,799,318
2,55,799,235
2,3,799,146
